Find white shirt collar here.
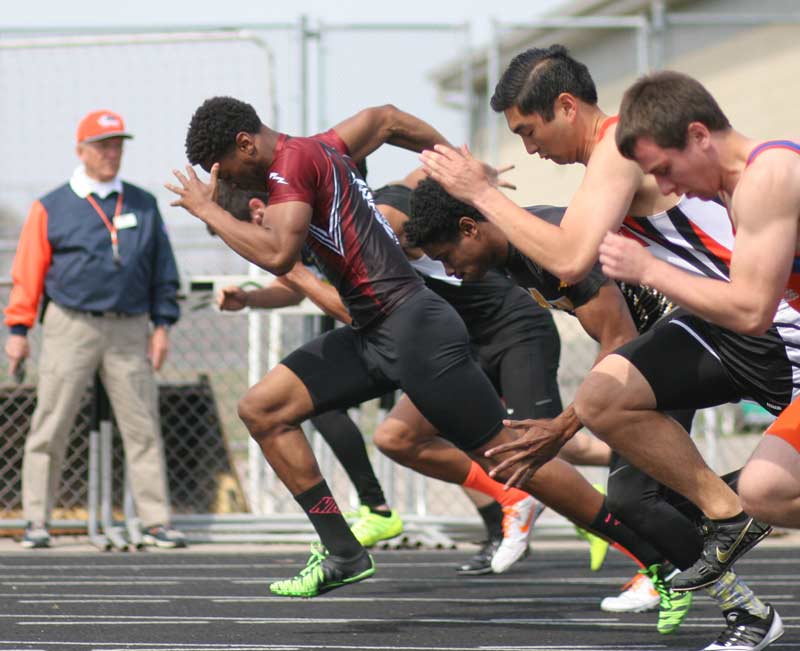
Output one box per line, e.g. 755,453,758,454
69,165,123,199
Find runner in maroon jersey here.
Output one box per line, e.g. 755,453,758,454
167,97,658,599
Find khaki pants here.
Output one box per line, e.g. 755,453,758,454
22,303,170,528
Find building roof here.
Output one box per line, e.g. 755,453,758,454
430,0,690,91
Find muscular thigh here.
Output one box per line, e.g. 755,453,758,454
742,435,800,502
280,325,395,415
385,289,507,451
611,319,739,411
379,394,442,446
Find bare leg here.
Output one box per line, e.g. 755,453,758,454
237,364,320,494
374,395,603,525
739,436,800,528
559,430,612,467
574,354,741,520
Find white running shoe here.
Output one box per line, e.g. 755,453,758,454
600,572,660,613
491,496,544,573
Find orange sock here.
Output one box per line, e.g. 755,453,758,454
462,461,530,508
612,542,645,569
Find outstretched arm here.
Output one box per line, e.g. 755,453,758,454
219,263,352,325
484,281,638,487
167,164,310,275
280,263,352,324
599,163,799,335
333,105,453,163
421,128,642,283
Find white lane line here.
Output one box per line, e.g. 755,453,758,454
0,562,457,570
0,644,673,650
19,621,209,626
7,612,797,628
3,572,798,584
1,591,798,604
18,599,171,604
2,581,179,586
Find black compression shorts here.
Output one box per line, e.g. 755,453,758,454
281,287,507,451
614,308,796,414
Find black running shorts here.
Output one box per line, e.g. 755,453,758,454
281,288,507,450
612,310,740,411
614,309,795,415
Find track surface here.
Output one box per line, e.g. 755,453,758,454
0,542,796,650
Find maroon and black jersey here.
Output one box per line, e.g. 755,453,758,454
266,129,424,329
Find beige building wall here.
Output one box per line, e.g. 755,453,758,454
495,22,800,207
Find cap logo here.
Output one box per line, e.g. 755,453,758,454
98,114,121,128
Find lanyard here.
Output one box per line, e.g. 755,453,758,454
86,192,124,266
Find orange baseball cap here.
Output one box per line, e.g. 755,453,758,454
76,109,133,144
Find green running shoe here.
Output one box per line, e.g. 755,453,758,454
269,542,375,598
642,562,694,634
575,525,610,571
575,483,609,572
350,505,404,548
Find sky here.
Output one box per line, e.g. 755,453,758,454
1,1,567,42
0,0,569,274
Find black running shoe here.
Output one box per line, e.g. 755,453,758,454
702,604,784,651
457,538,502,575
269,542,375,598
672,516,772,592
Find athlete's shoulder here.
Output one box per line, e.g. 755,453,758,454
312,128,349,155
740,141,800,199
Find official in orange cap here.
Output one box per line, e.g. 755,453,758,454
5,106,185,551
76,109,133,143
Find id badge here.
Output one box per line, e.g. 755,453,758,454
114,212,138,229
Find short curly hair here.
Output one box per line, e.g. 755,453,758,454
404,178,485,248
185,96,263,171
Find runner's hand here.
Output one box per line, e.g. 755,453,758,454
421,144,515,203
484,417,571,489
599,231,655,285
166,163,219,217
218,286,249,311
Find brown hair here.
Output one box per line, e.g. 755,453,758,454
215,179,269,222
616,70,730,159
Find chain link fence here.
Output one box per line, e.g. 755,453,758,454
0,25,775,543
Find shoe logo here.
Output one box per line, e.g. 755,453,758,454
520,509,535,534
309,497,341,514
715,518,752,564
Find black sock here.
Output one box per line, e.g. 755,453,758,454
477,502,504,540
589,503,663,568
295,479,362,558
368,506,392,517
311,409,388,507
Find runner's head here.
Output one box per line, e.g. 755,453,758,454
616,70,731,199
490,44,598,164
215,179,270,226
405,178,505,280
186,96,270,191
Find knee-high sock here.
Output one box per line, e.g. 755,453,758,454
462,461,530,507
295,479,362,557
705,571,769,618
